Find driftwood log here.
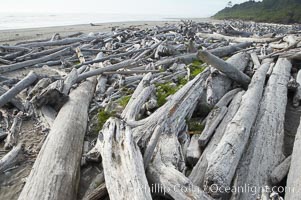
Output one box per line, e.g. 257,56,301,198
18,77,96,200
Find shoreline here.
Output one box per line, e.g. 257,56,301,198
0,18,217,45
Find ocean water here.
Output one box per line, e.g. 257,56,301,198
0,13,176,30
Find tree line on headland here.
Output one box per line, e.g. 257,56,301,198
214,0,301,24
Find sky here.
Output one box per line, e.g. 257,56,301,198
0,0,250,17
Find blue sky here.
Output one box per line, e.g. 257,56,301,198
0,0,251,17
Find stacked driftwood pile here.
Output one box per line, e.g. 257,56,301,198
1,20,301,200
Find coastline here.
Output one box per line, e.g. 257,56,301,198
0,18,217,45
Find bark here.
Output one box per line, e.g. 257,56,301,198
231,58,292,200
18,77,96,200
204,62,270,199
0,71,38,108
198,50,251,89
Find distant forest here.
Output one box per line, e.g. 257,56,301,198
214,0,301,24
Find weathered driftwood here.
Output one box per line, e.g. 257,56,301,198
189,91,243,188
4,112,23,150
0,86,25,111
231,58,292,200
186,134,202,166
31,80,69,111
0,48,71,73
99,118,152,200
27,78,52,100
0,71,38,108
198,106,227,147
18,77,96,200
286,120,301,199
196,32,280,43
0,143,23,173
198,50,251,89
204,62,270,199
76,60,136,82
293,70,301,107
63,68,78,95
205,52,249,105
270,156,291,185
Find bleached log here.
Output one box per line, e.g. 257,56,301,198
4,112,23,150
0,71,38,108
204,62,270,199
31,80,69,111
270,156,291,185
198,106,227,147
143,125,162,167
27,78,52,100
0,47,71,73
99,118,152,200
205,52,249,105
293,70,301,107
250,52,261,70
286,122,301,199
189,90,244,188
0,143,23,173
196,32,280,43
63,68,78,95
76,60,136,82
18,77,96,200
0,86,25,111
231,58,292,200
198,50,251,89
186,134,202,166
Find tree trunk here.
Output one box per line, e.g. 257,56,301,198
18,77,96,200
231,58,292,200
204,62,270,199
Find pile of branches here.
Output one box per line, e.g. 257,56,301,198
0,20,301,200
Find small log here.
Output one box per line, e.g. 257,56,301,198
250,52,261,70
186,134,202,166
0,143,23,173
0,71,38,108
293,70,301,107
198,106,227,147
31,80,68,111
0,86,25,111
99,118,152,200
231,58,292,200
204,62,270,199
27,78,52,100
0,48,71,73
4,112,23,150
205,52,249,105
270,156,291,185
189,92,244,188
76,60,136,82
198,50,251,89
18,77,96,200
63,68,78,95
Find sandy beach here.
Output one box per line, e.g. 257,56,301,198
0,21,177,45
0,18,219,45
